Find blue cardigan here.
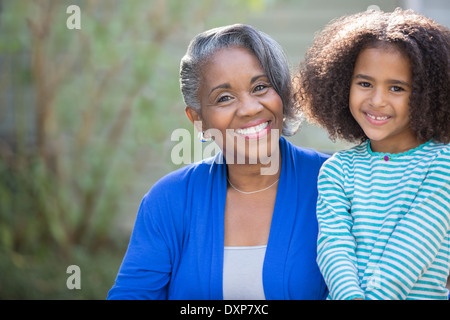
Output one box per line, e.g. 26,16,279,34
107,137,329,300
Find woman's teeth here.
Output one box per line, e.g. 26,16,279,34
236,121,269,135
366,113,389,121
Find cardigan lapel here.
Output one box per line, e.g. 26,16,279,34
262,138,297,299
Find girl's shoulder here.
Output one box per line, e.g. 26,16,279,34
403,140,450,167
320,141,450,175
426,141,450,156
423,141,450,169
322,141,369,165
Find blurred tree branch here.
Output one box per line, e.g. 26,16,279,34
0,0,271,255
0,0,282,298
27,0,57,170
1,0,227,254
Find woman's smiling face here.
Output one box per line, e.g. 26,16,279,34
186,46,284,164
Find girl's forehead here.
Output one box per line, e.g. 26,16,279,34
361,41,409,60
354,47,412,81
356,45,410,67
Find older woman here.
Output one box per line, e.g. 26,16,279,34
107,24,328,300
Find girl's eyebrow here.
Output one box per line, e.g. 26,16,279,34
354,74,411,87
387,79,411,87
354,74,374,81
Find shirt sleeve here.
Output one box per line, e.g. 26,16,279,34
107,189,174,300
316,155,365,300
364,155,450,300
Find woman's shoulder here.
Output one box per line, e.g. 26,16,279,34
146,155,221,200
137,155,223,227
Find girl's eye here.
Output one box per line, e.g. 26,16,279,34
358,81,371,88
390,86,404,92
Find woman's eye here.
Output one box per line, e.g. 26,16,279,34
254,84,267,92
358,81,371,88
217,95,232,103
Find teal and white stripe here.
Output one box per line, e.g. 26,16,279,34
316,140,450,300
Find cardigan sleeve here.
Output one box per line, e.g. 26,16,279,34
107,182,178,300
316,155,365,300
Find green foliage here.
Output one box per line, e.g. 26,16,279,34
0,0,274,299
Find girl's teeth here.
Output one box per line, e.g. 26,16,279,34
367,113,389,120
236,121,269,135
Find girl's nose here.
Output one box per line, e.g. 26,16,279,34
370,87,388,108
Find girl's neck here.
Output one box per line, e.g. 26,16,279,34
369,137,427,154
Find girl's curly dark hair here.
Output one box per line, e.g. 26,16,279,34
295,8,450,143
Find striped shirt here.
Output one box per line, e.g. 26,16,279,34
316,140,450,300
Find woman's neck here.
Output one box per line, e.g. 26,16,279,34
226,152,281,193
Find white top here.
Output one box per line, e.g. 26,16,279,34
222,245,267,300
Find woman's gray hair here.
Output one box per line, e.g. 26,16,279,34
179,24,302,136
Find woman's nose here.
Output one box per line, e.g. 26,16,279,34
236,96,263,117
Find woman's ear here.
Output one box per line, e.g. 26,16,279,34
185,106,203,132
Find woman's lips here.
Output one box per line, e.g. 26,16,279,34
235,121,271,139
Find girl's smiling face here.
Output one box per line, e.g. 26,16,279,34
349,45,423,153
186,46,284,164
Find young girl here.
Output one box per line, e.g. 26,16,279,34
296,8,450,300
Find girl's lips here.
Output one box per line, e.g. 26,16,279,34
364,111,391,125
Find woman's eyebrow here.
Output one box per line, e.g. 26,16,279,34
209,74,268,96
209,83,231,96
250,74,268,84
